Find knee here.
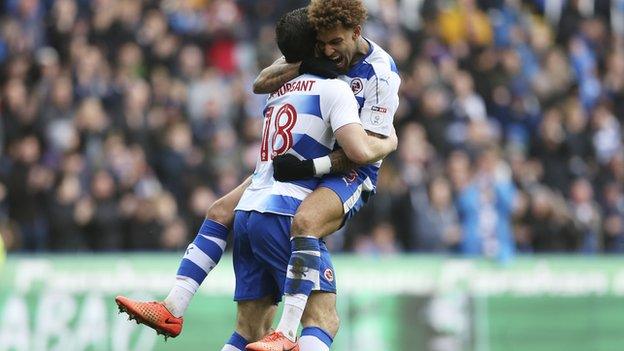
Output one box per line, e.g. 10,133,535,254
206,198,233,228
291,210,317,237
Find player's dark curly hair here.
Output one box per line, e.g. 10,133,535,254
308,0,368,31
276,7,316,63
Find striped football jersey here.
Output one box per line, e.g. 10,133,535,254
340,38,400,138
336,38,401,193
235,74,361,216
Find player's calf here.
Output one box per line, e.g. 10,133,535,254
301,292,339,337
235,299,276,343
230,297,278,351
298,292,339,351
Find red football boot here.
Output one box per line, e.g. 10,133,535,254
115,296,183,340
246,331,299,351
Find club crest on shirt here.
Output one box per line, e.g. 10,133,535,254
350,78,363,94
324,268,334,282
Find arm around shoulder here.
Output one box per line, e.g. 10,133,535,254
272,127,398,181
253,57,301,94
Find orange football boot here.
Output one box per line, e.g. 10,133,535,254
115,296,183,340
246,331,299,351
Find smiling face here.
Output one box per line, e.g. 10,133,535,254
316,24,362,72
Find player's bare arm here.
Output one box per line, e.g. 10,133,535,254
252,57,301,94
334,124,397,164
253,56,343,94
273,127,397,181
327,130,397,173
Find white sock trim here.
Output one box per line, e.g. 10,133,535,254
183,243,218,274
174,276,200,294
199,234,227,251
299,335,330,351
291,250,321,256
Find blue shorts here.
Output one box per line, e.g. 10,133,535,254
318,165,377,224
233,210,337,302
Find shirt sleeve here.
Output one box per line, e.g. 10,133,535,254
320,80,362,132
360,68,401,136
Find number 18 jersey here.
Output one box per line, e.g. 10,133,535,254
235,74,361,216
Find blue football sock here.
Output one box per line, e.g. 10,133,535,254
221,331,248,351
277,236,320,341
165,219,228,317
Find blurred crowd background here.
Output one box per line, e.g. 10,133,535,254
0,0,623,259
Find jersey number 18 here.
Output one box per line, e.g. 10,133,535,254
260,103,297,161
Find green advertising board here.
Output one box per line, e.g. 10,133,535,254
2,254,624,351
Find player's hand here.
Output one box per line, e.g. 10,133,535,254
299,57,341,79
272,154,315,181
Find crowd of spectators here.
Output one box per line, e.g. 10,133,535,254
0,0,623,259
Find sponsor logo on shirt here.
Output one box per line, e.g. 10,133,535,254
378,77,390,86
371,105,387,113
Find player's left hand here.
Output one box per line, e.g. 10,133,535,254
272,154,315,181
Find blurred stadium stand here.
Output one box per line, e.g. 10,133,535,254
0,0,623,256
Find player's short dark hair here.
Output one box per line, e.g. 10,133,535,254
276,7,316,63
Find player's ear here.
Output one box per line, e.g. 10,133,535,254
353,25,362,39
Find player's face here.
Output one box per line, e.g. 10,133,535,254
316,25,361,72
